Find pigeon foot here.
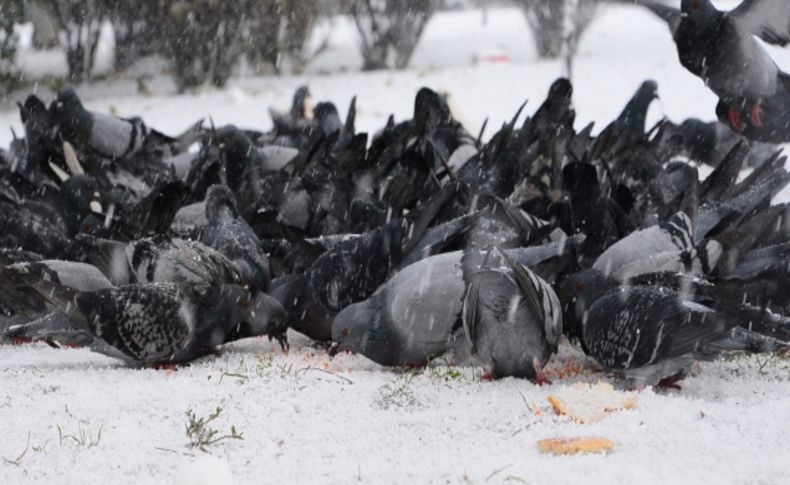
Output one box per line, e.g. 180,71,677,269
533,371,553,386
728,106,745,132
750,100,763,128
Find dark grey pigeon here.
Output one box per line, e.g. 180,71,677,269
77,235,249,288
199,185,271,292
4,281,286,365
643,0,790,133
557,268,782,387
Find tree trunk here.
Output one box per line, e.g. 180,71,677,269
26,1,59,49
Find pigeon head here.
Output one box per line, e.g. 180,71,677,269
53,86,92,142
205,184,240,221
638,80,659,100
548,78,573,103
313,102,343,137
681,0,717,18
414,87,452,131
214,125,251,159
225,289,288,346
618,80,659,132
233,256,272,294
292,86,313,120
213,125,257,189
19,95,48,126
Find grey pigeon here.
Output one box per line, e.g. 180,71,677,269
52,87,169,160
330,240,572,378
642,0,790,134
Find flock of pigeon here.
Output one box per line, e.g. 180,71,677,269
1,0,790,388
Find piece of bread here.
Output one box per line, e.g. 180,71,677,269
547,381,637,423
537,437,615,455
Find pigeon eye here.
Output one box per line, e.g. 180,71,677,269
341,328,350,337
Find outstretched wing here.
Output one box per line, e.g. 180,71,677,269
729,0,790,46
638,1,682,36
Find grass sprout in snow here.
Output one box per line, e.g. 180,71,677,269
185,406,244,451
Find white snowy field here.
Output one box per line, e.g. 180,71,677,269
1,2,790,484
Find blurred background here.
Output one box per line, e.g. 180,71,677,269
1,1,789,145
0,0,601,91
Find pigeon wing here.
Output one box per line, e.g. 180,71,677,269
78,284,191,363
729,0,790,46
640,1,682,36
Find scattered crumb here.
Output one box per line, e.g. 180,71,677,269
537,437,615,455
548,381,637,424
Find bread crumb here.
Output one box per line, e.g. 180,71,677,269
537,437,615,455
547,381,637,423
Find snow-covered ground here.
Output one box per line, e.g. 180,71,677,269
2,3,790,484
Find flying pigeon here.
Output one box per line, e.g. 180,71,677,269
641,0,790,138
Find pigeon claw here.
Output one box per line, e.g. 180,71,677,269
657,374,684,390
533,373,553,386
728,106,745,132
750,100,763,128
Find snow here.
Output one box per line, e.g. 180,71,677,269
2,3,790,484
2,338,788,484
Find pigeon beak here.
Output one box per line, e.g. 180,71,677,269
303,96,314,121
680,13,689,18
328,342,340,358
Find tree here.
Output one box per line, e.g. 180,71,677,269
26,1,60,49
41,0,109,84
243,0,330,74
0,0,25,93
347,0,437,71
107,1,166,72
161,0,250,91
515,0,598,60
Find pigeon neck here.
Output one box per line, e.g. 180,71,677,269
618,95,653,133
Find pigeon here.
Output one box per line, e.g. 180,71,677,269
272,184,466,342
210,125,298,191
52,87,166,160
562,161,633,265
557,268,780,386
16,94,62,179
4,281,287,365
592,211,721,282
330,243,568,377
0,259,113,340
642,0,790,138
460,248,562,379
658,117,779,167
198,185,272,292
590,80,659,160
268,86,314,146
76,235,251,288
